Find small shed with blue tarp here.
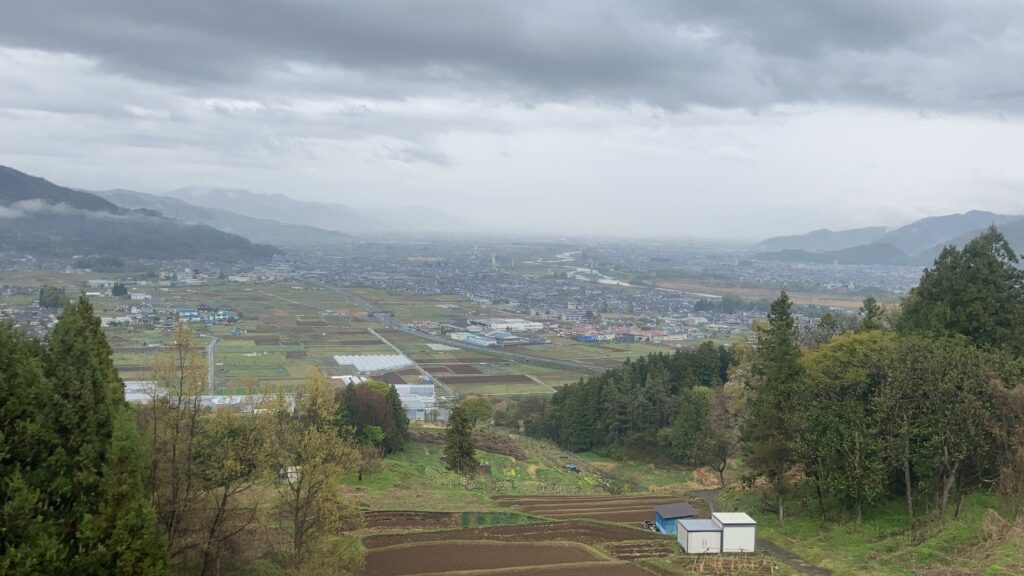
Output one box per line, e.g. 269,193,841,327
654,502,697,534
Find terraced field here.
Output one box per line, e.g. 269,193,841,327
493,494,705,523
363,521,669,576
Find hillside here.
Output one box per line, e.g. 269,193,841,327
0,166,280,262
880,210,1024,254
166,187,379,233
0,165,122,213
98,188,351,246
754,211,1024,266
752,242,918,266
167,187,477,234
756,226,888,252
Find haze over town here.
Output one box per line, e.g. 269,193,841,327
4,1,1024,238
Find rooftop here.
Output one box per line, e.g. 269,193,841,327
712,512,757,525
654,502,697,519
679,518,721,532
333,354,415,373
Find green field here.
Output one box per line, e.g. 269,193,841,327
13,273,676,396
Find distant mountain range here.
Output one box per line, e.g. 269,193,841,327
0,166,279,262
164,187,475,234
0,164,482,263
96,189,351,246
754,210,1024,266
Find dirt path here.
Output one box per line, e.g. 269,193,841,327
688,489,832,576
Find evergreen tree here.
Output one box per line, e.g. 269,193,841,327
859,296,884,331
384,384,410,450
75,411,166,575
444,406,477,475
744,290,802,520
0,299,167,574
900,226,1024,353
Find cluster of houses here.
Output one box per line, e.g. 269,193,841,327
653,502,757,555
410,317,551,348
173,305,239,324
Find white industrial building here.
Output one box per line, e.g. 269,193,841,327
677,512,756,554
393,384,438,421
472,318,544,332
332,354,414,373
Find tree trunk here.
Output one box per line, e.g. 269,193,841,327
777,491,784,521
901,433,914,526
955,492,965,521
939,460,959,523
816,480,826,522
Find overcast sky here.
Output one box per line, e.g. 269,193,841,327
3,1,1024,239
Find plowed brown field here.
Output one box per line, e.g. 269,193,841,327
494,494,701,523
363,521,662,549
364,541,600,576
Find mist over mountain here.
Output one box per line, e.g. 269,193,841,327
165,187,380,233
0,166,280,262
163,187,476,234
755,227,888,252
754,210,1024,266
97,188,351,246
880,211,1024,255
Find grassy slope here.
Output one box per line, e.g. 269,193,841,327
722,487,1023,575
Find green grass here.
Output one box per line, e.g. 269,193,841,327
570,451,695,492
721,486,1023,575
445,382,553,396
459,511,537,528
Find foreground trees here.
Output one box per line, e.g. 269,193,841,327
901,227,1024,353
444,405,478,475
0,297,167,574
271,375,361,564
525,227,1024,528
744,291,802,520
138,326,367,575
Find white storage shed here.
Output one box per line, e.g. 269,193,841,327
677,519,722,554
712,512,757,553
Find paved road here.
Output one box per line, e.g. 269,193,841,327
206,335,217,391
689,489,833,576
367,327,450,395
317,282,606,374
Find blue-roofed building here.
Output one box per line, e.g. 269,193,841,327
653,502,697,534
174,307,200,321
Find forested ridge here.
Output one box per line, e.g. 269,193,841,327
524,226,1024,525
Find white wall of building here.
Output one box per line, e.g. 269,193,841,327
679,528,720,554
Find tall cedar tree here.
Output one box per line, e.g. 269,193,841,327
384,384,410,450
0,298,166,574
900,226,1024,353
337,383,407,454
444,406,478,475
744,290,802,520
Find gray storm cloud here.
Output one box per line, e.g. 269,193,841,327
2,0,1023,111
2,1,1024,239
